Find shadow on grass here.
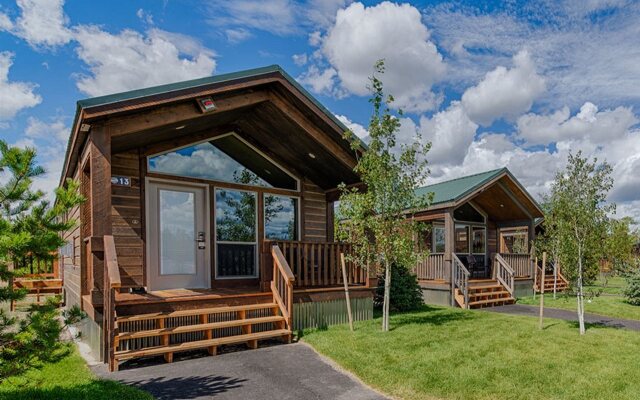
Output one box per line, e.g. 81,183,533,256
564,319,630,331
123,374,247,400
0,379,151,400
381,305,476,331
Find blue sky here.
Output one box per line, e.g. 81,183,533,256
1,0,639,222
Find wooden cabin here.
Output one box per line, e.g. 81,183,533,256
412,168,551,308
58,65,375,371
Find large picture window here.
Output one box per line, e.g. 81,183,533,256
148,133,298,190
215,189,258,278
264,195,298,241
501,228,529,254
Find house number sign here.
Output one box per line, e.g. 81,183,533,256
111,176,131,187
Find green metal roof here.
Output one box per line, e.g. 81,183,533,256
415,168,507,205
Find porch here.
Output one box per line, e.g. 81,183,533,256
102,236,372,371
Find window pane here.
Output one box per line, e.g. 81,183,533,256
502,230,528,253
265,195,298,240
216,243,256,277
148,135,297,190
472,227,485,254
159,190,195,275
434,226,445,253
455,224,469,253
454,203,484,223
215,189,256,242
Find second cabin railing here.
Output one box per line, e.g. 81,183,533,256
452,254,470,309
103,235,121,372
415,253,447,280
270,244,294,332
499,253,532,278
264,241,367,288
494,254,515,296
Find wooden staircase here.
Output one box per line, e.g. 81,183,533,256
455,279,515,309
104,236,295,371
113,301,291,367
535,273,569,293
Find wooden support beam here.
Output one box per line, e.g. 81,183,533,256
104,91,270,138
199,314,216,355
444,208,455,306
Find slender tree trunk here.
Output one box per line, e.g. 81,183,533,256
553,258,558,300
577,244,586,335
382,254,391,332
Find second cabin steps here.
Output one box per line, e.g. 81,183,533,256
455,279,515,309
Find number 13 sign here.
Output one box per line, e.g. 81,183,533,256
111,176,131,187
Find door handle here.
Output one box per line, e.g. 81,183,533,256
196,231,206,249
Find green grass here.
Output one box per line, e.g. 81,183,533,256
303,306,640,400
518,275,640,321
0,346,152,400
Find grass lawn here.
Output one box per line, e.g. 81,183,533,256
0,345,151,400
518,275,640,321
303,306,640,400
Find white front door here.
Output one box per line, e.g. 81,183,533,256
146,180,210,291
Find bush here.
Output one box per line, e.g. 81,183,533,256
375,264,423,312
624,269,640,306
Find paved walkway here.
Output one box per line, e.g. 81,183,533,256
486,304,640,331
93,342,387,400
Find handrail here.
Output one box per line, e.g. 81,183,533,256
103,235,120,371
271,244,294,332
495,254,515,296
415,253,447,281
452,254,470,309
104,235,121,288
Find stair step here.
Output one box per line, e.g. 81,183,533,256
469,297,515,307
469,290,512,299
118,315,285,340
468,284,503,291
114,329,291,361
117,302,278,323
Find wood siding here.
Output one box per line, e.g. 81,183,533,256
111,150,144,289
63,169,82,309
487,219,498,258
302,179,327,242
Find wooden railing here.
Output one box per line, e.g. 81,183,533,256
265,241,367,288
103,235,121,372
452,254,470,309
535,261,569,292
499,253,532,278
494,254,515,296
415,253,447,281
271,244,294,332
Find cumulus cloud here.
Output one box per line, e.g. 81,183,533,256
1,0,72,48
336,114,368,139
313,2,446,113
224,28,252,44
419,101,478,165
517,102,638,145
0,52,42,120
461,50,545,126
73,26,216,96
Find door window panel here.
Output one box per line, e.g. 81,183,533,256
159,189,196,275
455,224,469,253
472,227,486,254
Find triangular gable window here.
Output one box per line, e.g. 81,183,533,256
148,133,298,190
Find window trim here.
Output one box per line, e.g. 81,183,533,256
147,131,300,191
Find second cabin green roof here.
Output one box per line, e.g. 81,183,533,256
415,168,507,205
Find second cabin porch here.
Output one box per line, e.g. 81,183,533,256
411,168,545,309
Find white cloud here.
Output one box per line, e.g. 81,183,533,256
419,101,478,165
205,0,349,37
224,28,252,44
336,114,367,139
298,65,337,95
424,2,640,109
292,53,308,67
1,0,73,48
517,102,638,145
315,2,446,113
73,26,216,97
0,52,42,120
461,50,545,126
